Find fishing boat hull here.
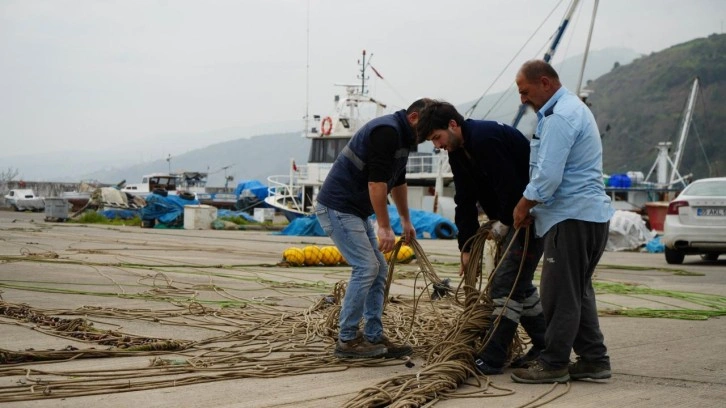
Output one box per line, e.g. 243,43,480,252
263,195,308,222
60,191,92,212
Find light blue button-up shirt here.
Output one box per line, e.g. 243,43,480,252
523,87,614,237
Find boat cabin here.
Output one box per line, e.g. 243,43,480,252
308,138,350,164
122,173,178,196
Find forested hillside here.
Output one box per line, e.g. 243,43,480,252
589,33,725,180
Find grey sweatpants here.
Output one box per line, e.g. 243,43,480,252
539,219,610,369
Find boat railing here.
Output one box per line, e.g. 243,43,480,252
294,162,336,184
296,164,309,180
267,174,305,212
406,153,452,178
290,155,452,182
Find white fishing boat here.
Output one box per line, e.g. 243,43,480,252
176,171,236,209
176,171,208,196
121,173,179,198
265,50,454,221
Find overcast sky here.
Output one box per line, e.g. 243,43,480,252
1,0,724,158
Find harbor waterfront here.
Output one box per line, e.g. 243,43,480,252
0,209,724,407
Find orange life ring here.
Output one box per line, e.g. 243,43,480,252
320,116,333,136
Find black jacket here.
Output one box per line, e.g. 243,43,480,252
449,120,530,251
317,110,414,219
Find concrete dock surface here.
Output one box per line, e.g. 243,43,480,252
0,210,724,407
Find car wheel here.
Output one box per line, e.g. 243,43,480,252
665,247,685,264
700,253,719,262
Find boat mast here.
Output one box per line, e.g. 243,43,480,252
303,0,310,137
358,49,369,96
575,0,599,96
347,49,371,120
669,77,699,185
512,0,581,128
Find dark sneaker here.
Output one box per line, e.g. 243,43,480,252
334,336,387,359
373,334,413,358
569,358,612,380
474,357,503,375
511,360,570,384
509,347,541,369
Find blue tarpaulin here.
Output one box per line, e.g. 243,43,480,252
645,235,665,253
279,205,458,239
372,205,458,239
98,209,139,220
279,215,326,236
234,180,269,202
140,193,200,226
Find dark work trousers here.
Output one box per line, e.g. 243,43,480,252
539,219,610,369
480,226,545,366
489,226,545,301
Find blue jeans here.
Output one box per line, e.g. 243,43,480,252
316,204,388,343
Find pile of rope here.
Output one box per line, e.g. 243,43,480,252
344,221,533,407
0,282,459,402
0,302,192,364
0,224,554,406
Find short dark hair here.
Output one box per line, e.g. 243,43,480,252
519,59,560,82
406,98,431,114
415,100,464,144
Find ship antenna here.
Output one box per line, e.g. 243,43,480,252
358,49,372,96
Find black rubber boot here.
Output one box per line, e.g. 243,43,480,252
475,317,519,372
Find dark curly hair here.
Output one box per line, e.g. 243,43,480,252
415,100,464,144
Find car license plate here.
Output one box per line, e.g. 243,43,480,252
696,208,726,216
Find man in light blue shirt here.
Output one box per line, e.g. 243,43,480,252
511,59,614,384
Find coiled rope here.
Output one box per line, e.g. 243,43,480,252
342,223,567,407
0,224,570,406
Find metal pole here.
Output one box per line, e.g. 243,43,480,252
360,50,367,95
656,142,671,186
304,0,310,137
575,0,599,96
512,0,580,128
669,77,699,185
